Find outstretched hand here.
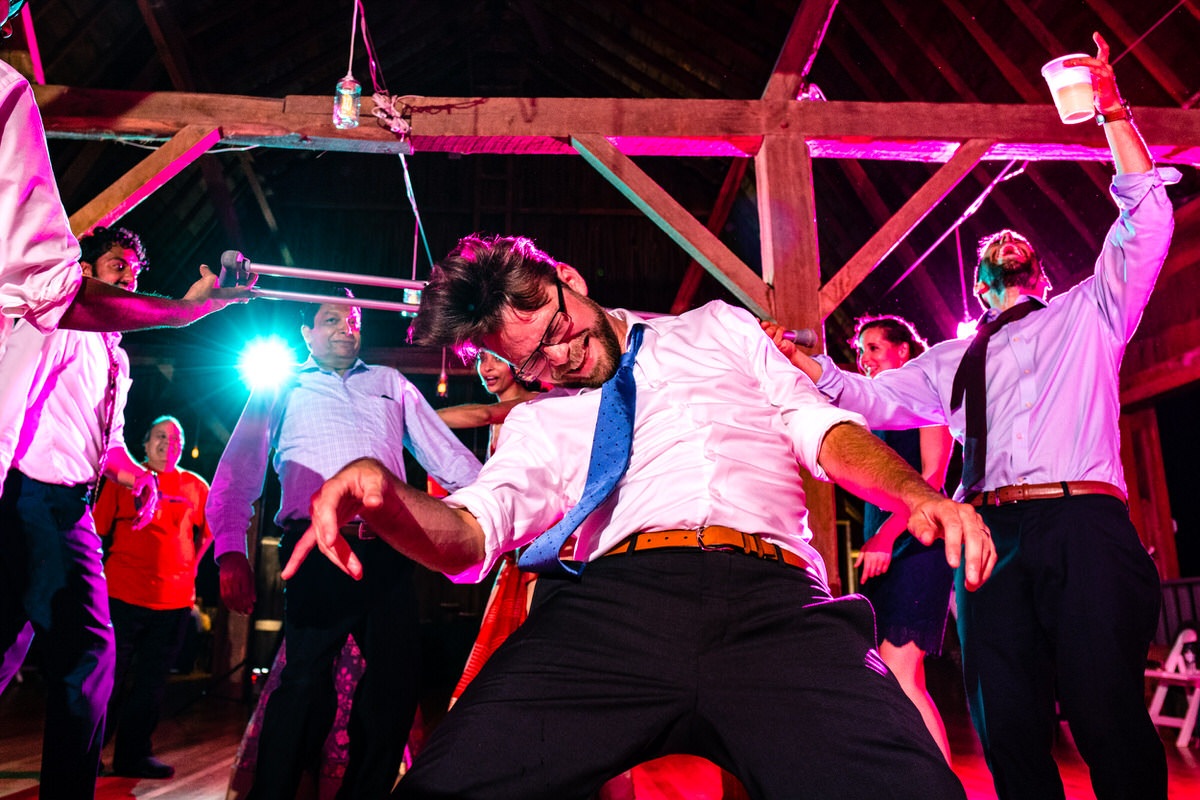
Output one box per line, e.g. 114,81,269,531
906,495,996,591
280,458,400,581
1064,32,1122,114
183,264,257,308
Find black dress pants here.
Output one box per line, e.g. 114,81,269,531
957,495,1167,800
248,527,420,800
396,549,964,800
0,470,115,800
105,598,190,765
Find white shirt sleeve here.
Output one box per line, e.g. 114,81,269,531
0,63,83,332
397,376,482,492
207,388,277,558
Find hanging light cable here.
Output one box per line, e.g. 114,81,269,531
954,227,978,338
332,1,363,129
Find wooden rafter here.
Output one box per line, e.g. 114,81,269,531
1086,0,1191,106
570,134,771,318
34,86,1200,163
669,158,750,315
68,124,220,236
761,0,839,101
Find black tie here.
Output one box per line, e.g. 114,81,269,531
950,300,1044,494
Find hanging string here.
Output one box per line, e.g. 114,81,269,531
884,158,1027,297
398,153,436,280
1111,0,1185,65
956,226,969,321
344,0,359,78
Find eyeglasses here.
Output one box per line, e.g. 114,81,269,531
514,279,571,382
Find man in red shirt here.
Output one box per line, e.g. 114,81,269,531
93,415,213,779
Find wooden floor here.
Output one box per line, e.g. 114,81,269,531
2,661,1199,799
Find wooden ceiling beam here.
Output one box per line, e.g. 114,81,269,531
761,0,839,101
137,0,245,250
571,134,770,318
670,157,750,315
941,0,1042,103
34,86,1200,162
67,124,220,236
819,138,993,319
1085,0,1191,106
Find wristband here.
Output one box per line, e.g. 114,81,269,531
1095,101,1132,125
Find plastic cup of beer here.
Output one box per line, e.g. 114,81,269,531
1040,54,1095,124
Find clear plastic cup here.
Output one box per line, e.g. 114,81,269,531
1040,54,1095,124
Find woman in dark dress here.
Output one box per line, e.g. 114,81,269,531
853,315,955,764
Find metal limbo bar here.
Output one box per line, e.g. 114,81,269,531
220,250,424,314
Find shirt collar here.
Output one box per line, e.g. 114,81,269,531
980,294,1046,324
297,356,369,376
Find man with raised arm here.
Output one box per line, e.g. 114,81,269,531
284,234,996,799
2,1,251,342
207,297,480,800
772,34,1174,800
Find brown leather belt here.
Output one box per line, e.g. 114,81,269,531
967,481,1126,507
600,526,810,570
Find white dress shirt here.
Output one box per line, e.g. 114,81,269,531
0,61,83,342
208,357,482,558
1,321,128,485
445,301,866,585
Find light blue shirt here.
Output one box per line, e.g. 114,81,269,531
814,167,1179,501
208,357,481,557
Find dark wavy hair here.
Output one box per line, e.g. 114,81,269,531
852,314,930,359
78,226,148,271
411,234,560,357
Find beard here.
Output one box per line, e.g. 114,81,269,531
978,253,1040,294
553,294,623,389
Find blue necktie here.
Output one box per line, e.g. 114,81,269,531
519,324,645,576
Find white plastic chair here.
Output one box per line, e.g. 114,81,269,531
1145,625,1200,747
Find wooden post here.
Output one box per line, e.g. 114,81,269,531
756,133,841,593
1120,407,1179,580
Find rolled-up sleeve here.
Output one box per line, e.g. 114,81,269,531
442,403,566,583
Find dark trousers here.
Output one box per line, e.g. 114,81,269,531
0,469,115,800
958,495,1167,800
105,598,190,765
248,527,420,800
397,549,964,800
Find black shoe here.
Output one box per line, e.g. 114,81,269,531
113,756,175,779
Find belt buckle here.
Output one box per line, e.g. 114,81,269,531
696,526,737,553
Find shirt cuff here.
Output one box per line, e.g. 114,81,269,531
1110,166,1182,210
813,354,844,400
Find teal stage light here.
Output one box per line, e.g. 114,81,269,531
238,336,296,390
